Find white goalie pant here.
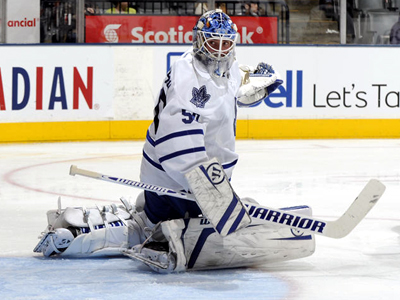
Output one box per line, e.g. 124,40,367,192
133,205,315,272
33,194,155,257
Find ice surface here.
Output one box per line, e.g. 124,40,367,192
0,139,399,300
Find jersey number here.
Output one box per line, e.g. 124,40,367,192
182,109,200,124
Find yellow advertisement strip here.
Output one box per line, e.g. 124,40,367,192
0,119,399,143
0,120,151,142
236,119,400,139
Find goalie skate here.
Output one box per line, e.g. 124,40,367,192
123,242,176,273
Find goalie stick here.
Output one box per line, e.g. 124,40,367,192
70,163,251,237
69,165,385,239
69,165,194,200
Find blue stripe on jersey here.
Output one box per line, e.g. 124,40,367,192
146,130,156,147
155,129,204,145
159,147,206,163
143,150,165,171
222,159,238,169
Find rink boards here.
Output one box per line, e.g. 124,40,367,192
0,45,399,142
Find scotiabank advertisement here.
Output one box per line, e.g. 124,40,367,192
85,15,278,44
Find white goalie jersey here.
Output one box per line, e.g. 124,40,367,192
140,48,242,192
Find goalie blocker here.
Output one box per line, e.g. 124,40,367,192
184,157,252,236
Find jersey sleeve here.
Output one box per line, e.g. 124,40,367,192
151,58,211,191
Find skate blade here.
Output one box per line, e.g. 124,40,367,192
122,249,169,270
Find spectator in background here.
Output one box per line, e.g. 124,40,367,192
218,3,227,13
195,3,227,15
85,4,95,15
106,1,136,14
319,0,334,18
390,13,400,44
243,1,265,16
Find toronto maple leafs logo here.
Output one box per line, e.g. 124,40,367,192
190,85,211,108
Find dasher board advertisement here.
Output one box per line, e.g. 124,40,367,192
0,46,113,123
6,0,40,43
153,45,400,120
85,15,278,44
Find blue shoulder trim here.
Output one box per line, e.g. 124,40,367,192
146,130,156,147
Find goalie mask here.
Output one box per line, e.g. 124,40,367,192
193,9,238,78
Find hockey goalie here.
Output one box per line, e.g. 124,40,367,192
34,159,316,273
33,9,384,273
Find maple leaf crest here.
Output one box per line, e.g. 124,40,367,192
190,85,211,108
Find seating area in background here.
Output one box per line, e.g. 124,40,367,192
41,0,290,44
352,0,400,44
38,0,400,44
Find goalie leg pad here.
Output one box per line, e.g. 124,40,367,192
34,228,75,257
35,225,129,257
126,205,315,273
46,205,131,230
180,217,315,271
34,199,154,257
62,225,128,257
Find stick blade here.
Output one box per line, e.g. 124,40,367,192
325,179,385,239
